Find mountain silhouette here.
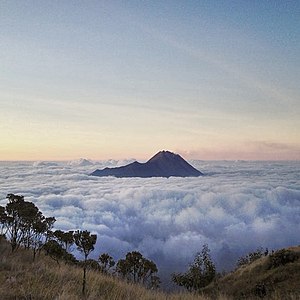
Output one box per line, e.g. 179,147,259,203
90,150,203,178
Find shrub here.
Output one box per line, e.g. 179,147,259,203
116,251,160,289
268,249,299,269
236,247,265,268
172,244,216,292
254,282,267,298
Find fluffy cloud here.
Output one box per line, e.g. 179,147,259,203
0,160,299,282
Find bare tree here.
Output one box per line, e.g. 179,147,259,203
74,230,97,295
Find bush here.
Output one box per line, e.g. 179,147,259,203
268,249,299,269
236,247,265,268
172,244,216,292
254,282,267,298
116,251,160,289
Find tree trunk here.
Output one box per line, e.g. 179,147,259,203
33,248,37,262
11,237,17,252
82,264,86,295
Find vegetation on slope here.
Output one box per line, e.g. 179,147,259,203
172,244,216,291
1,234,300,300
204,246,300,299
0,194,162,297
1,194,300,299
0,236,227,300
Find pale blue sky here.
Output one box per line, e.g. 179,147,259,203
1,1,299,160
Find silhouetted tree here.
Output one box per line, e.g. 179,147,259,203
138,255,158,285
74,230,97,295
98,253,115,274
150,275,161,290
116,251,160,288
172,244,216,291
2,194,55,254
0,205,7,236
21,204,41,250
44,216,56,242
31,216,56,260
53,230,74,252
43,239,77,266
63,251,78,265
4,194,40,252
43,240,66,265
82,259,100,271
4,194,26,251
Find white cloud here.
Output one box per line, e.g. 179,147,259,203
0,160,299,282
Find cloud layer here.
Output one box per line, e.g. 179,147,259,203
0,160,299,283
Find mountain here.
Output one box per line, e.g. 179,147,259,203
90,150,203,178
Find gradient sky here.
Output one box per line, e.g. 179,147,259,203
1,1,299,160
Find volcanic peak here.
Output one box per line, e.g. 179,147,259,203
90,150,203,178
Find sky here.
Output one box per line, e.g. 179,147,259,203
0,160,299,286
1,1,299,160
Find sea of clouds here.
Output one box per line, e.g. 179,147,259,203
0,159,299,286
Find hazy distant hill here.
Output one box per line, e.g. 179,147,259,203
68,158,94,167
90,150,203,178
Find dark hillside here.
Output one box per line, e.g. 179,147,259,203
204,246,300,299
0,237,217,300
1,236,300,299
91,150,203,178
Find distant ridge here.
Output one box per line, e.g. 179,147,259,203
90,150,203,178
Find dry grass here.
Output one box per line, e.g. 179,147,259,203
204,246,300,300
1,238,299,300
0,238,229,300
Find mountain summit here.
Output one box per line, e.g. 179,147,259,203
90,150,203,178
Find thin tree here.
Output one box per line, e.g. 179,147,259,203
116,251,160,288
43,240,66,266
172,244,216,291
98,253,115,274
2,194,55,254
31,216,56,260
74,230,97,295
53,230,74,252
4,194,41,252
0,205,7,236
4,194,26,251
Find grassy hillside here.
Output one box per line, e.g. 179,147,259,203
1,236,299,299
204,246,300,299
0,237,224,300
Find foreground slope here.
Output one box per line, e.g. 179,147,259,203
204,246,300,299
1,236,300,299
91,150,203,178
0,237,220,300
